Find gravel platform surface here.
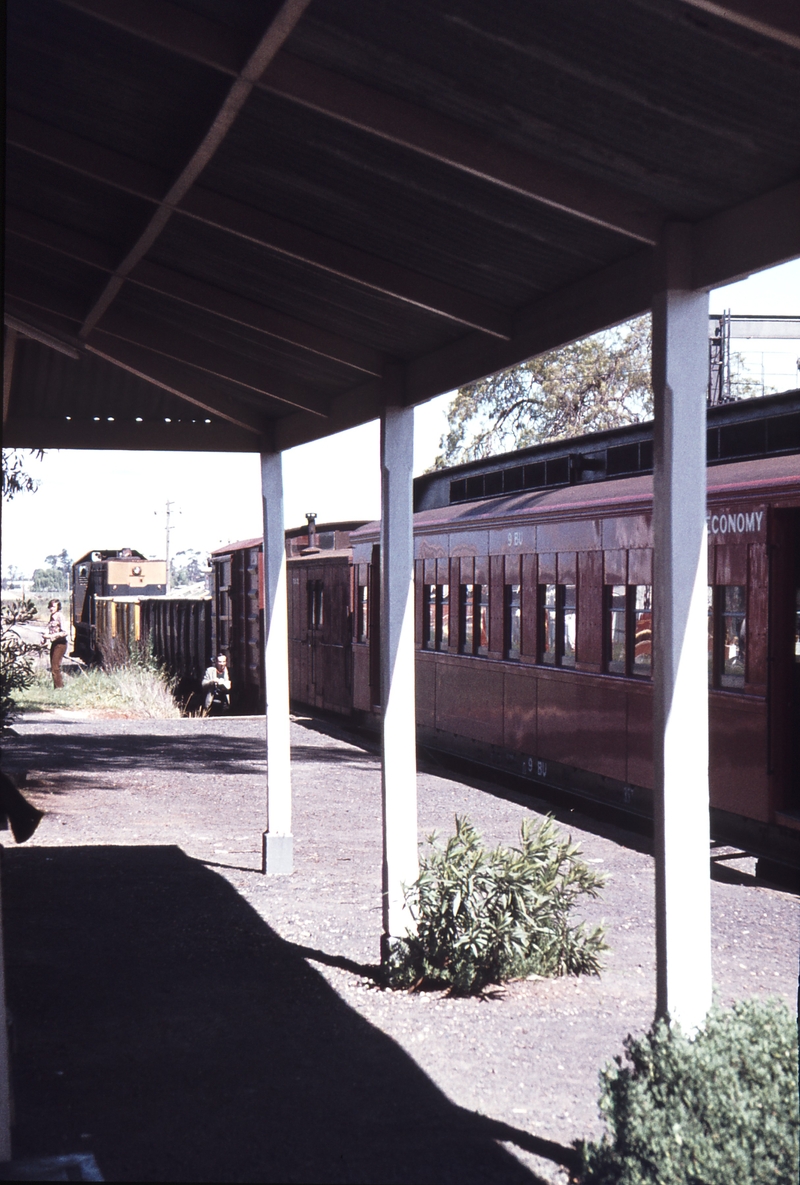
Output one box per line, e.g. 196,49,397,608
1,712,798,1184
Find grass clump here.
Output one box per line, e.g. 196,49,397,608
388,814,608,995
16,661,181,720
577,996,799,1185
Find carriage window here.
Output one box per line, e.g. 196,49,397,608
423,584,449,650
475,584,488,654
631,585,652,677
539,584,557,664
459,584,473,653
504,584,521,660
307,580,324,629
357,584,369,643
606,585,626,674
561,585,576,668
438,584,449,649
423,585,435,649
459,584,487,655
720,585,746,687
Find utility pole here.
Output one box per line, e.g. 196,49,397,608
165,499,176,594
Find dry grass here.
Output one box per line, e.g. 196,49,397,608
16,664,181,720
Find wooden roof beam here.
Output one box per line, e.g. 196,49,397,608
4,417,261,452
2,298,269,436
83,339,271,436
88,310,330,417
6,207,385,375
3,329,17,426
679,0,800,51
78,0,314,336
8,112,510,339
259,53,664,245
4,274,329,417
56,1,663,242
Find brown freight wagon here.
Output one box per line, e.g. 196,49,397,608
210,522,366,714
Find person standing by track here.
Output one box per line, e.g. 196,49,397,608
45,599,68,690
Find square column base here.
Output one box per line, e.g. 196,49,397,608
262,832,293,875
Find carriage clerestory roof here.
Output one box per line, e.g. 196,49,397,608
4,0,800,454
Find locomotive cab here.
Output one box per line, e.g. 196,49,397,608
71,549,167,663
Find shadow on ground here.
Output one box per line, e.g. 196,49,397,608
3,730,375,783
2,845,565,1184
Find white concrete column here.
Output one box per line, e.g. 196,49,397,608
260,450,293,875
380,404,419,951
651,224,712,1030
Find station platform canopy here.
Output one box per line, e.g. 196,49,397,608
4,0,800,455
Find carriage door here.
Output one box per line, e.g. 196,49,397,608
307,567,325,705
770,509,800,814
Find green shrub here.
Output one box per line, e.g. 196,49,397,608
577,996,799,1185
388,814,608,995
1,600,45,726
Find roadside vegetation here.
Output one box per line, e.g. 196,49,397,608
386,814,608,995
577,996,798,1184
13,659,181,721
1,599,46,727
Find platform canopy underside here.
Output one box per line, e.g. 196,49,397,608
4,0,800,453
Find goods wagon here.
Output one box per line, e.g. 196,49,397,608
210,521,366,713
94,595,211,704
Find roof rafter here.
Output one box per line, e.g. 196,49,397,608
260,53,663,245
3,329,18,425
56,0,663,243
679,0,800,51
83,339,269,435
79,0,314,336
3,299,269,436
6,207,385,376
89,311,330,418
4,275,330,417
8,111,510,339
274,247,654,451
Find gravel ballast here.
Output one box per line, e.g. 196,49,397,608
1,712,797,1184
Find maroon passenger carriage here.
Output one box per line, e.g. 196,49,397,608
218,391,800,877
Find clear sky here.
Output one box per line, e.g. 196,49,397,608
3,258,799,577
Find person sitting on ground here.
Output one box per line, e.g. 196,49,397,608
45,599,68,690
202,654,231,715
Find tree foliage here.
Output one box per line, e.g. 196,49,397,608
386,814,608,995
433,317,652,468
171,549,211,589
33,549,72,592
2,449,44,501
1,600,46,726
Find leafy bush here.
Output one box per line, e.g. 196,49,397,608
1,600,45,726
577,996,799,1185
388,814,607,995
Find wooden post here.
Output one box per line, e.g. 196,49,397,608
260,450,293,874
380,404,419,956
652,224,712,1030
